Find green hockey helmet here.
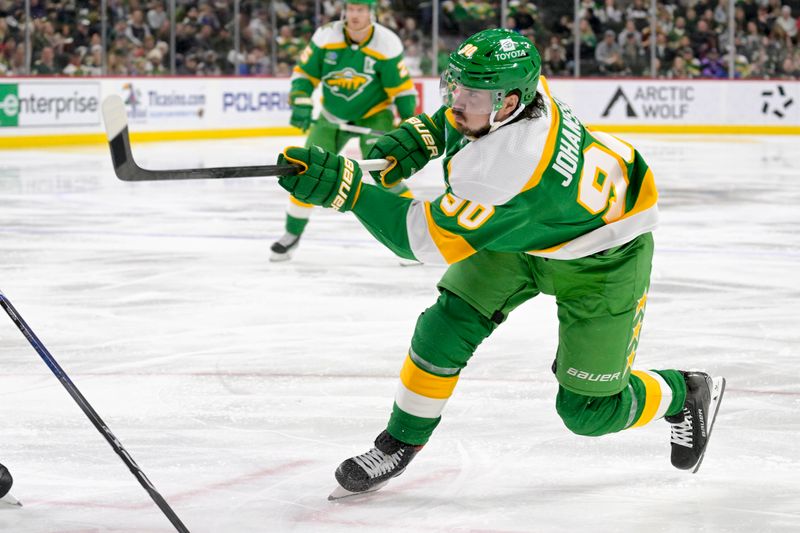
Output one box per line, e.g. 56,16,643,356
442,29,541,116
346,0,376,4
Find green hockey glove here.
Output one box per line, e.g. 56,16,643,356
278,146,363,212
366,114,444,188
289,94,313,132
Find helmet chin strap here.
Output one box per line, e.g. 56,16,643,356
488,103,526,133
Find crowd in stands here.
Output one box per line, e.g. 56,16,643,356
1,0,800,79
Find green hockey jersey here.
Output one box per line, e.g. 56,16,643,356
351,77,659,264
291,21,417,121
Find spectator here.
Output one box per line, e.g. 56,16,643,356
626,0,650,31
690,19,717,55
656,4,674,36
584,6,603,37
621,31,647,75
778,55,799,77
83,44,103,76
595,29,624,74
776,6,797,40
73,19,93,51
618,19,642,47
146,47,167,74
755,6,772,36
767,0,784,19
680,46,702,77
700,48,726,78
274,61,291,77
739,0,758,22
198,50,221,75
108,49,129,74
248,8,270,48
597,0,623,32
655,31,673,68
552,14,573,41
182,6,201,31
509,0,539,32
32,46,56,74
742,20,763,60
178,53,199,75
577,17,598,64
713,0,729,27
399,17,424,44
276,25,303,62
243,47,268,75
542,34,568,76
126,9,151,47
194,24,215,54
147,2,168,32
10,43,27,75
669,16,688,47
685,7,699,34
669,54,690,78
198,2,221,31
62,51,86,76
403,39,424,76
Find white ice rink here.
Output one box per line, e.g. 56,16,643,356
1,132,799,532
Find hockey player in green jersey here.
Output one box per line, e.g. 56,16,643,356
275,29,726,497
270,0,418,261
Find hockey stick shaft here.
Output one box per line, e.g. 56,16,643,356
334,122,386,137
102,95,387,182
0,291,190,533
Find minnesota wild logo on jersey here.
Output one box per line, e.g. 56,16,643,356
322,68,374,101
289,20,417,122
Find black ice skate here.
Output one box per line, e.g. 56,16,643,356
329,430,423,500
0,463,21,508
269,232,301,262
666,371,726,473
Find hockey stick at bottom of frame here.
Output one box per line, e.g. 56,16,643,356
0,291,191,533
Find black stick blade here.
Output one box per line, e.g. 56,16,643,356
100,96,387,182
101,95,300,181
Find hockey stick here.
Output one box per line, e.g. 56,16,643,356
102,95,388,182
334,122,386,137
0,290,190,533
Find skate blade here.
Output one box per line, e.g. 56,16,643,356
397,258,423,267
328,480,390,501
269,251,294,262
691,376,726,474
0,493,22,508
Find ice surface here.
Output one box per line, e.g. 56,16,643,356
1,133,799,532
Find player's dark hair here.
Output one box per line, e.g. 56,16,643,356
523,92,547,119
508,90,546,121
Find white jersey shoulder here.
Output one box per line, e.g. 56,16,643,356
448,88,554,206
310,22,402,59
311,21,346,48
364,24,404,59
